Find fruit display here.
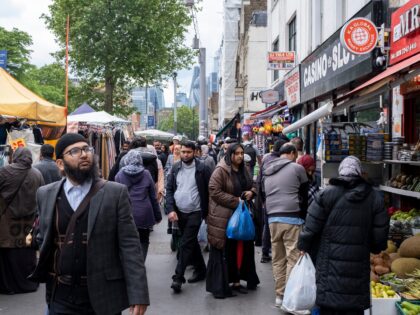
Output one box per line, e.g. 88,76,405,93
400,235,420,259
392,258,420,279
398,301,420,315
370,281,397,298
371,252,392,282
389,173,420,192
390,209,420,236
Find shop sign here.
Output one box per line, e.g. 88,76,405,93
9,138,26,150
390,0,420,65
0,50,7,69
284,66,300,108
259,89,280,104
267,51,295,70
147,116,155,127
300,2,379,103
340,18,378,55
400,75,420,93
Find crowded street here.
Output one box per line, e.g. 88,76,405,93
0,221,284,315
1,0,420,315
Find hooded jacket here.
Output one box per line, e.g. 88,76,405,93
0,148,44,247
115,168,161,229
262,157,308,218
298,177,389,311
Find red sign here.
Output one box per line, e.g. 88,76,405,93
340,18,378,55
389,0,420,65
284,66,300,108
267,52,295,70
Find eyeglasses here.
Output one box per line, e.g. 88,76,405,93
63,146,94,158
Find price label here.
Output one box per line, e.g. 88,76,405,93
10,138,26,150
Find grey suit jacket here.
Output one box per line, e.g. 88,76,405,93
30,178,150,315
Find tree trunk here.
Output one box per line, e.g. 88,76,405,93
104,75,114,113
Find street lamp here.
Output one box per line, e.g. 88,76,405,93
173,72,177,135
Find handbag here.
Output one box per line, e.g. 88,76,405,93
226,201,255,241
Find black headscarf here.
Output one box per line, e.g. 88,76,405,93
224,143,253,195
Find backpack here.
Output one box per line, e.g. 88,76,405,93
244,144,257,167
144,160,158,183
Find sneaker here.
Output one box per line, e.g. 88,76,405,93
275,296,283,308
260,255,272,263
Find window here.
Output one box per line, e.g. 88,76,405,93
272,37,279,82
288,16,296,52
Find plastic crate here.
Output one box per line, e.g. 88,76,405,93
364,295,401,315
395,300,420,315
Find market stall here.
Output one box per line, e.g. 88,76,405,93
67,110,132,179
0,68,67,164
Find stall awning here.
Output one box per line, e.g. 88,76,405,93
216,113,240,138
250,100,287,120
283,102,333,134
335,53,420,108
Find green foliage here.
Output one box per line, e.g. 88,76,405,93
0,26,33,79
158,105,198,140
43,0,195,113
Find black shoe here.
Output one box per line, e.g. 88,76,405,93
231,285,248,294
187,272,206,283
171,280,182,293
260,255,272,263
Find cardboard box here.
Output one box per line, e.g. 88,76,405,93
364,295,400,315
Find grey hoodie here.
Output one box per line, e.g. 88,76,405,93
262,157,308,217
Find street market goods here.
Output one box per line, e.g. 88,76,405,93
400,235,420,259
391,258,420,278
399,301,420,315
370,281,397,298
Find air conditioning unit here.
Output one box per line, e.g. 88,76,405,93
185,0,194,7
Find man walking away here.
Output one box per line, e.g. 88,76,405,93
30,133,149,315
262,143,308,308
291,137,304,162
165,141,211,293
242,132,260,176
298,156,389,315
34,144,62,184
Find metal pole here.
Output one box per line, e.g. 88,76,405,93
199,47,207,137
173,72,177,135
145,84,148,130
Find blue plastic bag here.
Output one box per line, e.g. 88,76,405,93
226,201,255,240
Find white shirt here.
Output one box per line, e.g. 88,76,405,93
63,178,93,211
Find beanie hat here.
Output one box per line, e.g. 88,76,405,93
298,154,316,171
338,156,362,177
55,133,88,159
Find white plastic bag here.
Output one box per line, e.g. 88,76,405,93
282,253,316,315
197,220,208,244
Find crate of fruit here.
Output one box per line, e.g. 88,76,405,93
395,300,420,315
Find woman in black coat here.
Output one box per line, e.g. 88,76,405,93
298,156,389,315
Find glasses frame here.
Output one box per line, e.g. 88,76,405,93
63,146,95,158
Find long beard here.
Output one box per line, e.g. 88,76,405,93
63,158,99,184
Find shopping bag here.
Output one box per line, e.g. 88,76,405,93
282,253,316,315
226,201,255,241
197,220,208,244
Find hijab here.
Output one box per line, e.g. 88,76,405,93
11,147,33,170
338,156,362,178
120,150,145,175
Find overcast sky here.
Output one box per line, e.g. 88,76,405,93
0,0,223,107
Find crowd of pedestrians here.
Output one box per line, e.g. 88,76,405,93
0,131,389,315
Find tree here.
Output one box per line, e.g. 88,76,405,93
44,0,195,114
0,26,32,79
158,105,198,140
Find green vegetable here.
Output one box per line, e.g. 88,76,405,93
401,301,420,314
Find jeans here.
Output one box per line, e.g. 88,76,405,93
137,228,150,261
269,223,301,297
174,211,206,281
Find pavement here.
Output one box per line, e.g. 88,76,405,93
0,218,288,315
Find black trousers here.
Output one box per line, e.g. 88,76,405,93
174,211,206,281
320,308,364,315
261,208,271,256
137,228,151,261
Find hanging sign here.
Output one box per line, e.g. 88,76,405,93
284,65,301,108
267,52,295,70
340,18,378,55
389,0,420,65
260,89,280,104
10,138,26,150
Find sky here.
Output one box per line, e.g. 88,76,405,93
0,0,223,107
